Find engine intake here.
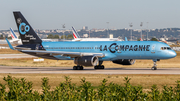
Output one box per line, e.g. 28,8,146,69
113,59,136,65
74,56,99,66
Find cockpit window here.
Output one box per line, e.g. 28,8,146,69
161,47,171,50
167,47,171,50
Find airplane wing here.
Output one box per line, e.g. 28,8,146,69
6,38,14,50
21,50,105,58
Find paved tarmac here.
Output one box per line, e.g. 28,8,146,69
0,54,36,59
0,66,179,74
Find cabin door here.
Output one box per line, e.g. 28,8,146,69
117,44,122,53
151,44,156,53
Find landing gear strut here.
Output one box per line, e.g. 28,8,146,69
151,60,159,70
94,61,104,69
73,65,83,70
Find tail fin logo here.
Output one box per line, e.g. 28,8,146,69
19,22,30,35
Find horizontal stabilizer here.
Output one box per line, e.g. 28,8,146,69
125,37,128,41
5,38,14,50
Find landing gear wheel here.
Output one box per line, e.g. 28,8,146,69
151,60,158,70
151,66,157,70
100,65,104,69
73,66,77,70
94,65,104,69
80,66,83,70
73,66,83,70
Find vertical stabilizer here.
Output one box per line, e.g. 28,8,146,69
10,28,18,40
13,11,42,45
72,26,80,39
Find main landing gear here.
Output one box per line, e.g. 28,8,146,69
73,65,83,70
73,61,105,70
94,61,104,69
151,59,160,70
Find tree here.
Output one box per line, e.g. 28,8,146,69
54,35,59,39
0,35,4,39
67,34,73,39
61,35,66,39
151,38,158,41
47,34,54,39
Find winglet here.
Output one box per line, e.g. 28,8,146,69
5,38,14,50
125,37,128,41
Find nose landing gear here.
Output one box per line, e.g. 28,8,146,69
151,59,160,70
151,61,157,70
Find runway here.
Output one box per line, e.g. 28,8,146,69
0,66,179,74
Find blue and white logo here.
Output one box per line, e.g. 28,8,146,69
19,22,30,35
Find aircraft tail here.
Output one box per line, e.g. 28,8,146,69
140,38,143,41
10,28,18,40
72,26,80,39
13,11,42,45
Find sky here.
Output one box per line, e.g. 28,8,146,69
0,0,180,30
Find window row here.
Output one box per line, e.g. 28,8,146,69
45,47,101,50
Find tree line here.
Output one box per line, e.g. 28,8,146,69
47,34,73,39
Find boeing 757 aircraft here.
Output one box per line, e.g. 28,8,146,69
6,11,176,70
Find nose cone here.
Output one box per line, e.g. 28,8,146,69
169,51,177,58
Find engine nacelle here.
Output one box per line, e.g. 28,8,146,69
74,56,99,66
113,59,136,65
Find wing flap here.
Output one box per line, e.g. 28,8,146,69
21,50,105,58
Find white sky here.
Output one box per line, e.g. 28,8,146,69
0,0,180,30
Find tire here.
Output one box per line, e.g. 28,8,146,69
151,66,157,70
80,66,83,70
101,65,104,69
73,66,77,70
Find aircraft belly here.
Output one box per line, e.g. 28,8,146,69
114,51,153,59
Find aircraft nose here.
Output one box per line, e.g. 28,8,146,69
169,51,177,58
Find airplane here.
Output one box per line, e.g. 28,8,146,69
9,28,22,45
6,11,177,70
72,26,122,41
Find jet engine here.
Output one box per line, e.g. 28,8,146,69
113,59,136,65
74,56,99,66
